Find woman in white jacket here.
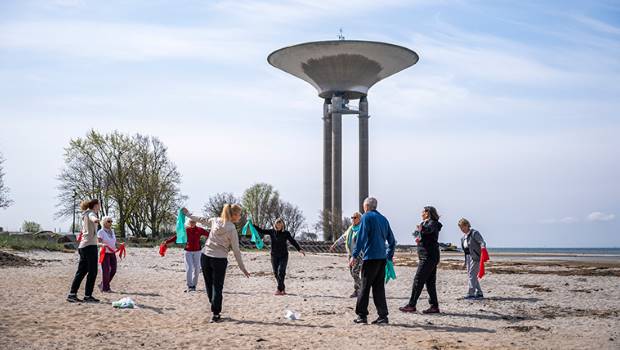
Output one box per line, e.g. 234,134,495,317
67,199,101,303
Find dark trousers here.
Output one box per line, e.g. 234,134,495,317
408,254,440,307
201,254,228,315
69,245,99,296
355,259,388,318
100,253,117,291
271,255,289,292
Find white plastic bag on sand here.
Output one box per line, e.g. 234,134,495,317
284,310,301,320
112,297,136,309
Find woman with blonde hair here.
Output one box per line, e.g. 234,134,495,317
67,199,101,303
251,217,305,295
182,204,250,323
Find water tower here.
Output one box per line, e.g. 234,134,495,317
268,39,418,239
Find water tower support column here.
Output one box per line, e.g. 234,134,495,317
331,96,343,239
322,99,333,237
358,96,369,212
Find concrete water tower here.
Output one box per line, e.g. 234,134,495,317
268,39,418,239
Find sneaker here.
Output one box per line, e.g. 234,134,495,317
66,295,82,303
210,314,222,323
463,295,476,300
83,296,100,303
422,306,440,314
474,294,484,299
371,317,389,325
281,290,287,295
349,292,358,298
274,290,282,296
185,287,196,293
353,316,368,324
398,305,417,313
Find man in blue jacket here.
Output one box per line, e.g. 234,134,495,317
350,197,396,325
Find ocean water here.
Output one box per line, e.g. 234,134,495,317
488,248,620,256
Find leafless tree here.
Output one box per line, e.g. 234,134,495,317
277,201,305,237
0,153,13,209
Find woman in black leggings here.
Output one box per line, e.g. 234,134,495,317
253,218,305,295
67,199,101,303
399,206,443,314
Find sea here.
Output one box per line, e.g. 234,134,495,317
485,247,620,262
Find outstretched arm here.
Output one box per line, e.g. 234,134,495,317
287,232,304,255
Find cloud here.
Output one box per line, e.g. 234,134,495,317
587,211,616,222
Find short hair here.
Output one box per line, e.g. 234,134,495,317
351,211,362,219
458,218,471,227
101,216,113,223
364,197,378,210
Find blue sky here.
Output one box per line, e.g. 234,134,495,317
0,0,618,247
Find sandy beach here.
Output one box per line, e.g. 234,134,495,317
1,248,619,350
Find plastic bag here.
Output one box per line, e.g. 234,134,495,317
112,297,136,309
242,217,264,249
175,208,187,244
284,310,301,320
385,260,396,284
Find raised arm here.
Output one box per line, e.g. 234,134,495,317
229,230,250,277
162,235,177,245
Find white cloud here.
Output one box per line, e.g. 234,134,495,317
587,211,616,222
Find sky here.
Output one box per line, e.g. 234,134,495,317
0,0,619,247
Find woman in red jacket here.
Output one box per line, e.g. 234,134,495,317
162,218,210,292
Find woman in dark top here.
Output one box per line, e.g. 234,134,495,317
253,218,305,295
399,206,443,314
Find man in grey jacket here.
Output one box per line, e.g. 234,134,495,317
459,218,486,299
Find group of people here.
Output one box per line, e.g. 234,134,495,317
65,196,487,325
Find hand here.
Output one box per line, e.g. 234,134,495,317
416,224,422,231
415,237,420,244
329,245,335,252
300,250,306,256
161,241,167,246
182,208,189,215
349,257,357,268
243,270,251,278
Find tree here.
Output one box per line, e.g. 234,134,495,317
126,135,185,237
56,130,185,237
203,192,238,218
276,201,305,237
0,153,13,209
22,221,41,233
314,209,350,241
241,183,280,229
298,231,318,241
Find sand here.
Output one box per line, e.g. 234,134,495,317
0,248,619,349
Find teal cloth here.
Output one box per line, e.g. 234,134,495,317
385,260,396,284
242,217,264,249
175,208,187,244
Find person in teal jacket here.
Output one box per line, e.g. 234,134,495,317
330,211,363,298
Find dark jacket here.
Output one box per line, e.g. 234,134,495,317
254,226,302,258
351,210,396,261
413,219,442,258
460,229,486,261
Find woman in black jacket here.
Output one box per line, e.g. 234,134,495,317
399,206,443,314
253,218,305,295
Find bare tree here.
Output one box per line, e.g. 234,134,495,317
277,201,305,237
203,192,238,218
314,209,350,241
0,153,13,209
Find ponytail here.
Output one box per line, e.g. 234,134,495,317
220,204,232,222
220,203,243,222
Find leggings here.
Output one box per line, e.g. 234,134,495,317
69,245,99,297
201,254,228,315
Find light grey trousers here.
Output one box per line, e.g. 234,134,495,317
465,254,483,296
184,251,202,288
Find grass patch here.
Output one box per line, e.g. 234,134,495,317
0,235,65,251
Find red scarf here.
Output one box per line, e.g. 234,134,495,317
477,247,490,279
98,243,127,264
159,243,168,257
